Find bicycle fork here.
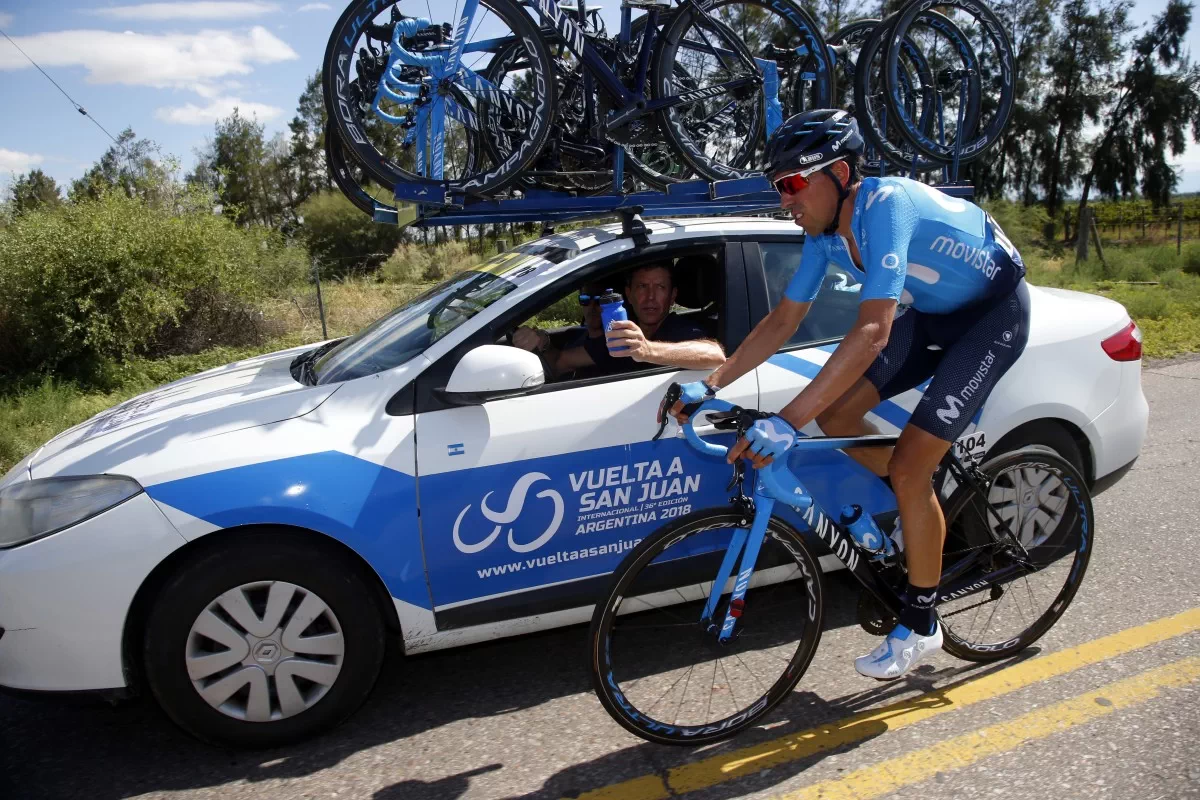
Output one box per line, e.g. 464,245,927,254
699,496,776,644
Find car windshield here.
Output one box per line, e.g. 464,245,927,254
313,244,577,384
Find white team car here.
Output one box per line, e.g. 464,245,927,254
0,217,1147,747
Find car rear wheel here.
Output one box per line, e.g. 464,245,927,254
143,533,386,748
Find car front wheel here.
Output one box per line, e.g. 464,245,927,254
143,533,386,748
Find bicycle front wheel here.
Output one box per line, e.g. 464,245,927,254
938,447,1094,661
322,0,555,197
589,508,824,746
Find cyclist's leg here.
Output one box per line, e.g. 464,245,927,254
817,307,939,477
858,283,1031,679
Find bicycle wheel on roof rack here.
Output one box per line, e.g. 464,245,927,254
651,6,766,180
322,0,555,197
882,0,1012,165
324,120,398,219
852,12,956,175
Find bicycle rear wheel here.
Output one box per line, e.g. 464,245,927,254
938,447,1094,661
589,508,824,746
652,7,766,180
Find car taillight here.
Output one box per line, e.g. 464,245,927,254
1102,321,1143,361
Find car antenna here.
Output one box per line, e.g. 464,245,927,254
618,206,651,247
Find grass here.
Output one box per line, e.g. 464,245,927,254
4,231,1200,476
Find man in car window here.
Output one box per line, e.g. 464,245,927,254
513,263,725,378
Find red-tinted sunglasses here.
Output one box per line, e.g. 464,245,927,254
773,172,812,195
771,156,846,195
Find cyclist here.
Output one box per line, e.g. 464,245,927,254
669,108,1030,680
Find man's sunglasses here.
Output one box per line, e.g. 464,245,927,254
771,156,846,195
578,293,603,306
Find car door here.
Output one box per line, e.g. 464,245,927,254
411,243,758,632
746,238,933,523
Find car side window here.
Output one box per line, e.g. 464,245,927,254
760,241,862,346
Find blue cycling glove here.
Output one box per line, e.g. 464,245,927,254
744,415,798,461
678,380,717,406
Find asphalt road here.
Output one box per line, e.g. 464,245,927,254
2,358,1199,800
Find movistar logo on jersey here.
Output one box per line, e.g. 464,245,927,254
930,236,1001,280
936,395,964,425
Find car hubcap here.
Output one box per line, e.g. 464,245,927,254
185,581,345,722
988,465,1070,549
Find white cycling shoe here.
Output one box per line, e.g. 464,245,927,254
855,622,943,681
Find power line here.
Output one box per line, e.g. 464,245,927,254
0,27,127,154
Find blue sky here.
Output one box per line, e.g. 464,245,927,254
1,0,1199,195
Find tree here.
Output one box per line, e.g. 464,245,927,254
69,128,171,204
1077,0,1200,218
972,0,1060,203
191,109,287,228
287,70,329,205
1039,0,1131,216
8,169,62,215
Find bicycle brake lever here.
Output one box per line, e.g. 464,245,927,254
652,383,682,442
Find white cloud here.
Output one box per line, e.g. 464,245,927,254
156,97,284,125
0,27,298,90
94,2,281,21
298,3,332,10
0,148,45,174
0,13,14,29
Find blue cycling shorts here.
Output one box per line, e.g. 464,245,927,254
864,280,1031,442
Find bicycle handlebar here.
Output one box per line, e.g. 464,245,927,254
681,398,737,459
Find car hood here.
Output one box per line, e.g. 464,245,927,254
30,345,340,479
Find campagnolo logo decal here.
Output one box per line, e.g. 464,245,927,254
453,472,565,554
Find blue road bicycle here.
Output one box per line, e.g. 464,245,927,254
322,0,833,198
588,384,1094,745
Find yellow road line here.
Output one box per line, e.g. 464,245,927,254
574,608,1200,800
775,656,1200,800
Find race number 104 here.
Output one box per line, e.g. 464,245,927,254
953,431,986,462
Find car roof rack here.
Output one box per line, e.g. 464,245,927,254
379,176,975,231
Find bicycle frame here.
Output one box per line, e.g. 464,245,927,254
367,0,767,181
681,400,1042,644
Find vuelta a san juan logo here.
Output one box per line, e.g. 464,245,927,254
452,472,565,555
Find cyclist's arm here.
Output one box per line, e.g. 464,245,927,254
704,236,828,390
704,296,811,390
777,298,896,430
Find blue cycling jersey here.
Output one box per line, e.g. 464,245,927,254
784,176,1026,315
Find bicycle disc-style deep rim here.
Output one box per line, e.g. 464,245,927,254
883,0,1014,165
652,7,767,180
938,451,1093,660
322,0,556,196
590,509,824,746
852,13,959,173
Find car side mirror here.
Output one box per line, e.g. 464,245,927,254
439,344,545,405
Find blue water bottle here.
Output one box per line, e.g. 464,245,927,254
839,504,895,560
598,290,629,353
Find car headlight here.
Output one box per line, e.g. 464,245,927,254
0,475,143,549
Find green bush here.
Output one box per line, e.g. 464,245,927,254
381,240,480,283
1120,290,1170,321
1117,261,1155,282
299,190,406,278
1184,244,1200,276
0,189,305,378
1146,247,1181,274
